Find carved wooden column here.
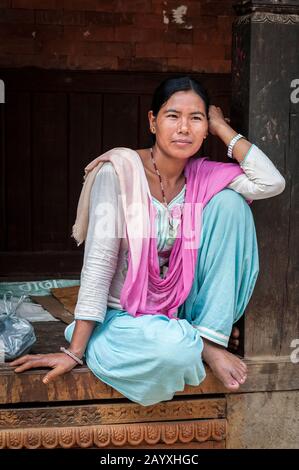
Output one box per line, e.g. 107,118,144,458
231,1,299,358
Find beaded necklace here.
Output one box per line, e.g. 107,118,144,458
150,147,182,232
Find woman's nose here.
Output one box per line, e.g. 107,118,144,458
178,119,189,133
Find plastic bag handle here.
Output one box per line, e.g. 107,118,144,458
3,291,27,316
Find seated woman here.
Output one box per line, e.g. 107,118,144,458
11,76,285,406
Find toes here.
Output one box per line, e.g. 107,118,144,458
239,361,248,374
222,373,240,391
233,356,247,373
230,369,244,385
232,327,240,339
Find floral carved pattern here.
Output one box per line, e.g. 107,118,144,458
234,12,299,26
0,399,225,428
0,420,227,449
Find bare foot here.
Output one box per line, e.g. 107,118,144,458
228,326,240,351
202,338,247,391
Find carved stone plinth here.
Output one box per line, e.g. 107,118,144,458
0,419,227,449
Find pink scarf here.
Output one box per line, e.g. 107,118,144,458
72,147,250,319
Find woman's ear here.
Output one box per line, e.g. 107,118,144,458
148,110,156,133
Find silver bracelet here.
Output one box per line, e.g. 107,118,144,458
60,347,83,365
227,133,244,159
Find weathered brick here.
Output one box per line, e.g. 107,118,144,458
62,0,116,12
118,56,167,71
0,8,34,23
67,54,118,70
200,0,234,17
85,11,114,25
167,57,192,72
33,24,64,41
40,38,83,55
163,28,193,45
177,44,193,58
194,29,225,45
63,10,86,26
0,51,67,68
162,0,200,28
64,25,114,42
35,9,63,25
114,12,134,25
82,41,133,58
0,23,34,38
136,42,176,58
191,15,218,30
115,0,152,13
133,13,164,29
12,0,60,8
192,44,226,60
151,0,164,15
0,0,234,73
115,26,154,43
225,43,232,60
0,37,36,54
192,58,231,73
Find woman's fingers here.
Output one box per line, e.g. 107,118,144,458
13,356,51,373
10,354,41,367
43,365,65,385
11,353,78,384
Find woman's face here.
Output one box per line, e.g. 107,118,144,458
149,90,209,159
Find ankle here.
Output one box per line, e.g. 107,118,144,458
202,338,224,360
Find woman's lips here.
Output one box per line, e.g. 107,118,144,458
172,140,192,146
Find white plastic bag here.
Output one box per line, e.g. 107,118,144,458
0,292,36,362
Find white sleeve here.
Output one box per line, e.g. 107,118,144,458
227,144,286,200
74,162,124,323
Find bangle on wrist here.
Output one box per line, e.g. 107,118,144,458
60,347,83,365
227,133,244,159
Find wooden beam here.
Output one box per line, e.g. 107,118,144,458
0,357,297,405
0,398,226,428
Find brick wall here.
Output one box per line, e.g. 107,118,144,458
0,0,235,72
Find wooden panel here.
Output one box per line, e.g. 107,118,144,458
69,93,102,251
5,92,31,251
102,93,139,152
281,113,299,354
138,93,152,149
0,252,83,277
0,69,230,94
31,93,68,251
0,96,5,250
227,390,299,449
232,18,296,357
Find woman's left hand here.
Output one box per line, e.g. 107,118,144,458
208,105,230,136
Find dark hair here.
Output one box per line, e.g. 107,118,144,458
151,76,209,117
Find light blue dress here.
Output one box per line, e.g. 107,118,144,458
65,188,259,406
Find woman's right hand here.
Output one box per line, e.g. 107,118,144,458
10,352,80,384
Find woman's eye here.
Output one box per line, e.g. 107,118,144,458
192,116,202,121
167,114,178,118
